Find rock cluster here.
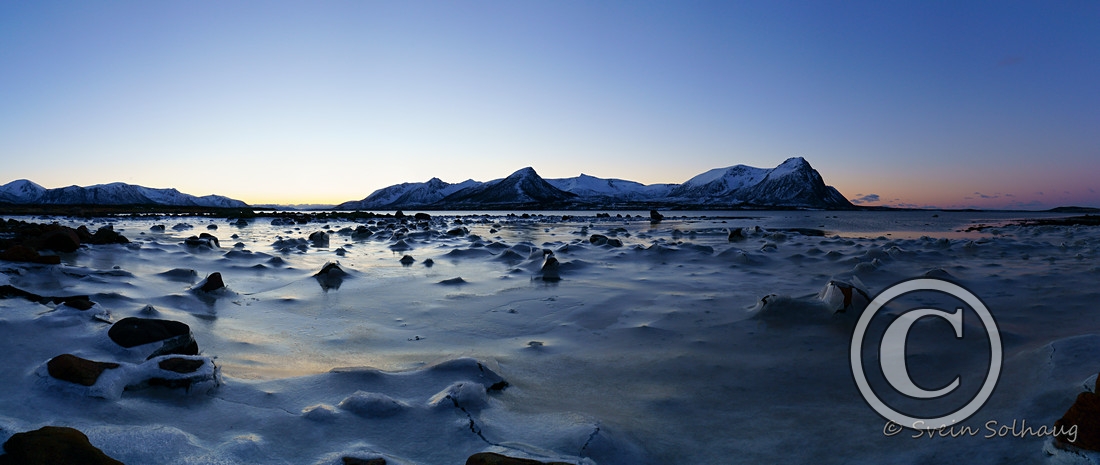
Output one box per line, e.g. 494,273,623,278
0,220,129,264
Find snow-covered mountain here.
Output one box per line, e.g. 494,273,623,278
666,157,851,208
0,180,248,208
337,158,853,210
546,174,674,201
437,167,577,208
336,178,480,210
0,179,48,204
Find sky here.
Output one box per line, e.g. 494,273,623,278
1,1,1097,209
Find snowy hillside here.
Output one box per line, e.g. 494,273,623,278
336,178,480,210
437,167,577,208
0,180,248,208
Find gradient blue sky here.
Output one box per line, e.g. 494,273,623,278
1,1,1097,208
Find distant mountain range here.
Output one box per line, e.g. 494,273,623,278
0,180,248,208
0,158,854,211
337,157,854,210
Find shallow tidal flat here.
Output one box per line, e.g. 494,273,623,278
2,211,1100,464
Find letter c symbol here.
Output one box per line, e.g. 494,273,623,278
880,308,962,398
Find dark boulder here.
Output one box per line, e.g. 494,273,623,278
184,234,219,249
0,426,124,465
89,225,129,245
157,357,206,374
108,317,198,358
309,231,330,247
46,354,120,387
40,228,81,253
61,297,96,311
650,209,664,223
314,262,348,290
0,245,60,265
1056,376,1100,450
198,272,226,292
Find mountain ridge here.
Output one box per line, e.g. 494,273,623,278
0,180,248,208
337,157,854,210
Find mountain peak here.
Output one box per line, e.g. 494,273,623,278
508,167,539,178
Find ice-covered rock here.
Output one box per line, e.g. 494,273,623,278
816,277,871,313
427,381,489,411
338,391,409,418
39,354,219,399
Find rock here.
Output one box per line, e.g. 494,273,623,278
352,226,374,239
198,272,226,292
46,354,120,387
447,227,468,236
399,255,416,265
0,426,124,465
414,212,432,221
309,231,330,247
184,234,219,249
728,228,745,241
40,228,81,253
150,224,166,232
540,254,561,281
606,238,623,247
61,297,96,311
108,317,198,358
465,452,572,465
314,262,348,290
423,258,434,267
438,277,467,285
0,245,60,265
86,225,129,245
158,357,205,374
0,285,93,307
589,234,608,245
206,224,218,230
817,278,871,313
1056,377,1100,450
650,209,664,222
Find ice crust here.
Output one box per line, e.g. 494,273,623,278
1,210,1099,463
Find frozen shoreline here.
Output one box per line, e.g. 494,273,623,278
2,211,1100,463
